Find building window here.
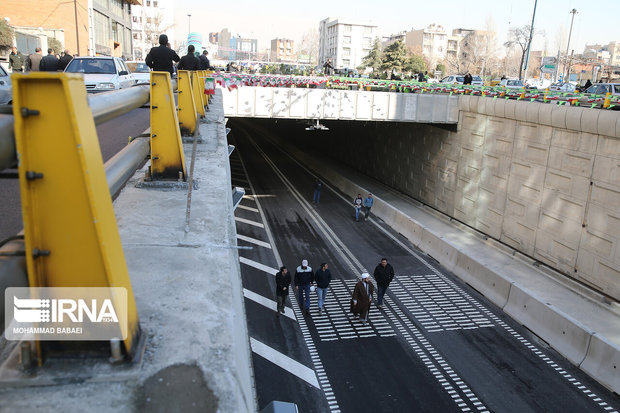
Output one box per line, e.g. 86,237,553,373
146,0,151,6
364,26,372,34
343,25,352,32
94,11,109,46
154,1,158,6
343,59,350,66
343,36,351,44
343,47,351,57
132,16,138,23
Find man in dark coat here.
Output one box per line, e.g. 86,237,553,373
314,263,332,314
145,34,180,75
373,258,394,309
294,259,313,315
463,72,473,85
26,48,43,71
199,50,212,70
58,50,73,71
9,47,25,72
313,179,323,204
177,45,200,71
39,49,59,71
275,266,291,316
351,273,374,324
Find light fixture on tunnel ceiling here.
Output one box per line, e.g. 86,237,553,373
305,119,329,131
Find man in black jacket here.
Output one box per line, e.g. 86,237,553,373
314,263,332,314
145,34,180,75
177,45,200,71
199,50,212,70
275,266,291,316
373,258,394,309
39,49,59,72
58,50,73,71
295,259,313,315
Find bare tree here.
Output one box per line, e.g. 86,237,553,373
504,25,542,80
134,10,174,59
298,29,319,66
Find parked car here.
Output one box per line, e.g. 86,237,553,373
125,61,151,84
548,82,576,93
499,78,525,89
585,83,620,96
0,65,11,104
440,75,483,86
64,56,136,92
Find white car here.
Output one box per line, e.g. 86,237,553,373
548,82,576,93
65,56,136,92
500,79,525,89
0,65,11,104
585,83,620,96
126,61,151,85
440,75,483,86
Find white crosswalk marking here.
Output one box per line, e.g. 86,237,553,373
239,256,279,276
243,288,296,320
250,337,320,389
234,216,264,228
236,204,260,213
237,234,272,249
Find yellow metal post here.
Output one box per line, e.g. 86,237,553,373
176,69,197,136
192,71,206,117
11,73,140,358
604,92,612,109
198,71,208,105
150,71,187,180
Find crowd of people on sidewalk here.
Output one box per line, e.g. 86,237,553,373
275,256,395,327
7,46,73,72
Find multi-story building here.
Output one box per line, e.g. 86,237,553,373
208,32,219,45
604,41,620,66
318,17,377,70
229,37,257,61
217,28,231,59
270,38,295,62
130,0,174,60
404,24,448,68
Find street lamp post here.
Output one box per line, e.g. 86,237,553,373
564,8,578,81
73,0,80,55
522,0,538,81
187,14,192,39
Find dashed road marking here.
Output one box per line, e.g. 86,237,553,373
237,204,260,213
239,256,279,276
234,216,264,228
243,288,296,321
237,234,272,249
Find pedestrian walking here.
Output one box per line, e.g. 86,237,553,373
363,193,374,221
350,272,374,324
9,47,25,72
58,50,73,71
314,263,332,314
295,259,314,315
275,266,291,316
145,34,181,75
313,179,323,204
39,49,59,72
177,45,200,71
353,194,363,221
373,258,394,309
25,48,43,72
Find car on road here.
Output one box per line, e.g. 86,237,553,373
585,83,620,96
499,78,525,89
548,82,576,93
64,56,136,92
125,61,151,85
440,75,483,86
0,65,11,104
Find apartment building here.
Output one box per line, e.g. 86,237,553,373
130,0,175,59
318,17,377,70
270,38,295,62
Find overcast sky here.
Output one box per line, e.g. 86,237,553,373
173,0,618,55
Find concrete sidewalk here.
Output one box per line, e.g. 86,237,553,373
278,136,620,395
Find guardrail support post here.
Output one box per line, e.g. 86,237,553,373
149,71,187,180
176,70,197,136
192,71,206,117
11,73,140,360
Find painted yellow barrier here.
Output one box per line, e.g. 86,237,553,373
176,70,197,136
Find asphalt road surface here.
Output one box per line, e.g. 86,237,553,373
0,106,150,241
229,119,620,413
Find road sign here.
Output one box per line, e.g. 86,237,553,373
540,56,557,73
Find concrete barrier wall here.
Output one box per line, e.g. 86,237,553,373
221,87,459,124
290,98,620,302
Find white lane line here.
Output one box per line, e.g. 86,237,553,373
243,288,296,321
250,337,320,389
237,234,272,249
237,204,260,213
235,216,264,228
242,194,256,202
239,256,279,276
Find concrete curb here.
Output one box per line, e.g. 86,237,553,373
289,145,620,395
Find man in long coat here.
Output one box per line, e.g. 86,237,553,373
351,273,374,324
275,266,291,316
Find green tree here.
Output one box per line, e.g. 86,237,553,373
0,19,14,52
47,37,63,55
436,63,446,75
405,54,427,74
381,40,409,73
359,38,382,74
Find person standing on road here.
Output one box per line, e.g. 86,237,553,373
275,266,291,317
58,50,73,71
199,50,212,70
353,194,363,221
9,47,25,72
363,193,374,221
463,72,473,85
373,258,394,309
351,272,374,325
39,49,59,72
313,179,323,204
25,48,43,72
177,45,200,71
145,34,181,76
295,259,314,315
314,263,332,314
323,58,334,76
